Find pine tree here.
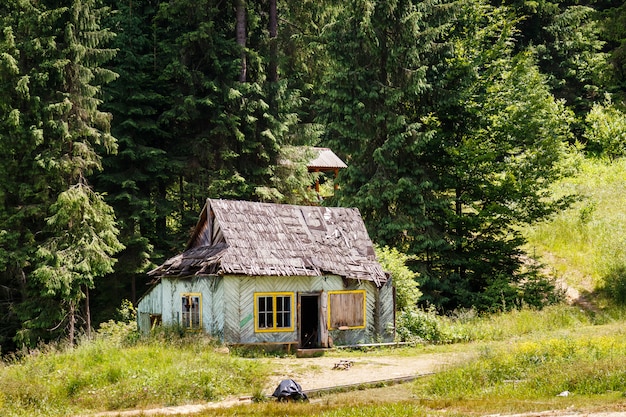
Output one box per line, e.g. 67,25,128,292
152,0,304,213
317,0,455,246
95,0,172,311
317,0,574,312
414,2,574,311
0,0,122,346
602,0,626,104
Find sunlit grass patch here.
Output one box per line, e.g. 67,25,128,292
525,157,626,295
413,331,626,404
0,334,267,417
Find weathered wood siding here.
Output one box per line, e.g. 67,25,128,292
137,276,224,336
379,278,395,339
223,275,313,344
137,283,163,334
138,273,394,344
222,275,394,345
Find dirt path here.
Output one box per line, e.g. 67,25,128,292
80,351,459,417
79,351,626,417
261,351,458,392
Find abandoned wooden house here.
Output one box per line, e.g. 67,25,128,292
137,199,395,348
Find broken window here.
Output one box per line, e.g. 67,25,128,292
255,292,294,332
181,293,202,330
328,290,366,329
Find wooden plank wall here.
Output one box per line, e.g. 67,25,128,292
140,276,223,336
377,279,395,342
139,274,395,345
136,284,163,334
222,275,394,345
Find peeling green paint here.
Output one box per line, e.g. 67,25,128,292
240,313,253,328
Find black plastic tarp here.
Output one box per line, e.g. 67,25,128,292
272,379,308,401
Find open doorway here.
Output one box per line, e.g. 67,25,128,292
299,294,320,348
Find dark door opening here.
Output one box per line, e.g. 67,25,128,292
299,295,320,348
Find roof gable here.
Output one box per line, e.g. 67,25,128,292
149,199,387,286
307,147,347,170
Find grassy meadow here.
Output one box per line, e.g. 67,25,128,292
2,157,626,417
525,157,626,300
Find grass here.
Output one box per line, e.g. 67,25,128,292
525,157,626,294
150,318,626,417
3,304,625,417
0,331,268,417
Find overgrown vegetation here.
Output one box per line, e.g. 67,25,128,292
418,330,626,401
2,148,626,417
1,302,623,417
525,157,626,305
2,0,625,347
0,319,267,417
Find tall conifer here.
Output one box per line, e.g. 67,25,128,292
317,0,574,311
0,0,122,346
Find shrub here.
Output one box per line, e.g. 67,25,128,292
96,300,139,346
375,245,421,311
395,307,444,343
600,265,626,305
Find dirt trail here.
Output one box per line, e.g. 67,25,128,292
79,351,460,417
79,349,626,417
262,352,458,392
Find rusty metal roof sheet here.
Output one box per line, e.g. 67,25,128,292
148,199,387,286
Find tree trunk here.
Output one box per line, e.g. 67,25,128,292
236,0,247,82
268,0,278,83
69,301,76,346
85,285,91,339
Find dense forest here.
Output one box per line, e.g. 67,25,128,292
0,0,625,351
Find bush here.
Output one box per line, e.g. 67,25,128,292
96,300,139,346
600,265,626,305
375,245,421,311
396,307,444,343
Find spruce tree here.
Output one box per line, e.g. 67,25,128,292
0,0,122,346
317,0,574,312
95,0,171,310
317,0,455,247
602,1,626,104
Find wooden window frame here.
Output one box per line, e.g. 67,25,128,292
254,292,295,333
181,293,202,331
327,290,366,330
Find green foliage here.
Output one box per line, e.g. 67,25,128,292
395,307,445,344
34,183,124,297
95,300,139,346
584,97,626,159
0,0,122,347
1,0,624,349
257,146,318,205
318,0,451,250
416,333,626,400
448,303,597,342
97,0,173,271
318,0,574,312
602,265,626,306
0,302,615,417
97,0,311,283
375,245,421,312
0,333,266,417
602,1,626,103
525,157,626,299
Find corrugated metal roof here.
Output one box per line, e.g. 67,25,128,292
307,147,347,170
149,199,387,286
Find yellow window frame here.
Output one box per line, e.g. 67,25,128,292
327,290,367,330
254,292,295,333
181,293,202,331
